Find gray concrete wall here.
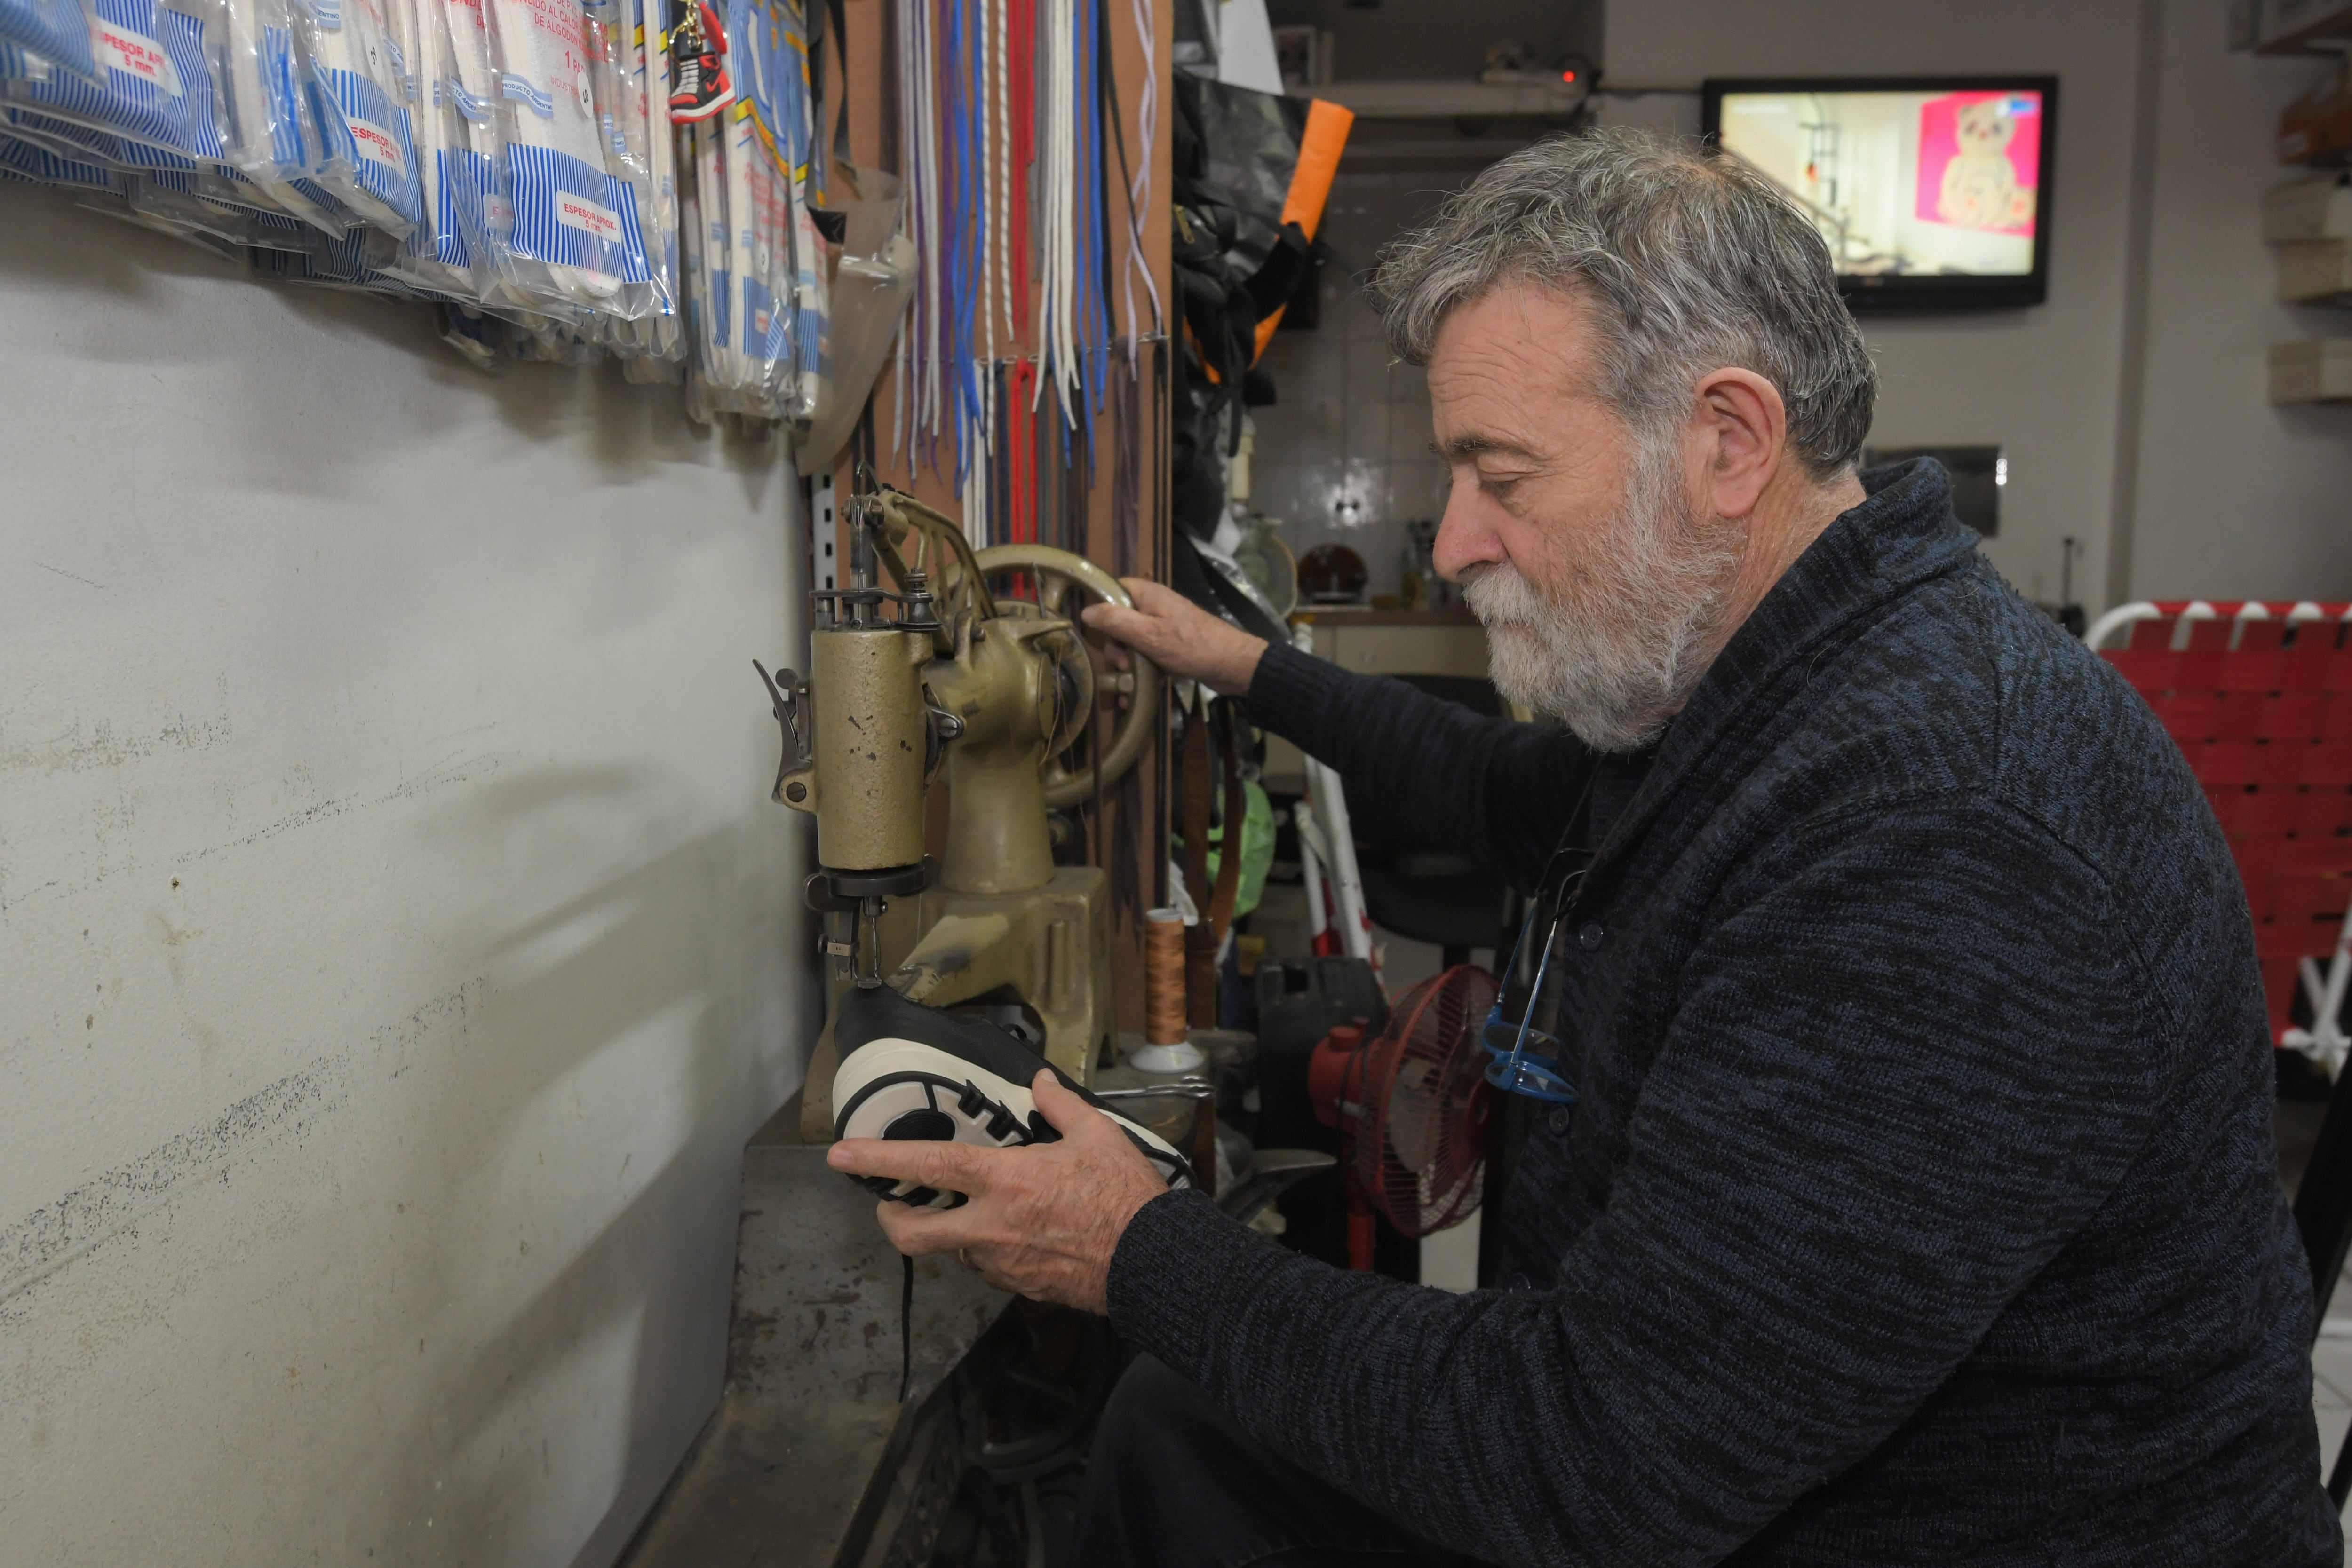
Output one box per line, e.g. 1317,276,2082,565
0,187,817,1566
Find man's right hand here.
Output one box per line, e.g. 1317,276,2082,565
1081,579,1269,698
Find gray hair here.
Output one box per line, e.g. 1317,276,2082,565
1373,127,1877,479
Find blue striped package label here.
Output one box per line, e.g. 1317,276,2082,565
795,296,818,380
432,70,489,124
0,0,98,84
740,269,773,361
257,21,305,170
0,127,113,184
4,103,191,170
308,61,417,222
422,140,490,266
507,140,646,282
2,0,220,159
287,172,351,223
259,224,468,300
496,66,548,119
175,165,309,229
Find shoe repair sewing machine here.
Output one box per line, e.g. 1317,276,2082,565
757,487,1161,1141
620,490,1335,1567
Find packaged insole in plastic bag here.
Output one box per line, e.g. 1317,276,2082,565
2,0,225,169
0,0,98,84
481,0,652,313
289,0,422,233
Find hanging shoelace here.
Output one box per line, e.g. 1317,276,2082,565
1115,0,1160,345
882,0,1128,551
899,1250,915,1402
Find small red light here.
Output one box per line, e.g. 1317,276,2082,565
1561,70,1577,82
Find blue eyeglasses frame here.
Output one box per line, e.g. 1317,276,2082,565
1481,897,1581,1105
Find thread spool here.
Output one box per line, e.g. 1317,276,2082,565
1143,908,1188,1046
1135,910,1205,1074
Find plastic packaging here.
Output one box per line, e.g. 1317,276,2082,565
670,0,785,413
481,0,652,313
0,0,99,83
0,0,753,388
0,127,116,185
795,164,911,475
632,0,679,358
767,0,818,418
1,0,227,170
689,112,731,384
124,165,316,245
378,0,486,291
288,0,423,234
719,40,761,400
202,0,351,233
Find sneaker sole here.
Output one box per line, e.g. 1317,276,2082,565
670,86,736,124
835,1039,1194,1209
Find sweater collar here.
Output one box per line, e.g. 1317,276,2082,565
1589,457,1978,871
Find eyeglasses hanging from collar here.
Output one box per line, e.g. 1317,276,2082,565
1482,780,1600,1105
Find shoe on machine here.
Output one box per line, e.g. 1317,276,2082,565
833,983,1194,1208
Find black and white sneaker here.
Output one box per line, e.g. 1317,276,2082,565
832,983,1194,1207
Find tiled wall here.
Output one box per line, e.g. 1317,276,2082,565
1248,166,1468,599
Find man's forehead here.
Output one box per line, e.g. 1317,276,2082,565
1427,285,1606,452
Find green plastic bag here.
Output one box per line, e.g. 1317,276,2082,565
1204,779,1277,922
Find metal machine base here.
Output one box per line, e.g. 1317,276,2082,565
618,1095,1008,1567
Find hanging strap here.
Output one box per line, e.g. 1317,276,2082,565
1207,698,1245,946
898,1251,914,1403
806,0,851,178
1180,690,1217,1029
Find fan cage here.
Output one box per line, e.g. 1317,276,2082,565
1343,965,1499,1240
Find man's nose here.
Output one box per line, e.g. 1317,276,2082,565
1431,480,1505,583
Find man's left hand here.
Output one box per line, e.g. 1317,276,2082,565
826,1069,1169,1315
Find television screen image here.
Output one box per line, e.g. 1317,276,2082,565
1705,78,2057,309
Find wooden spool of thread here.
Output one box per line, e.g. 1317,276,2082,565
1144,908,1188,1046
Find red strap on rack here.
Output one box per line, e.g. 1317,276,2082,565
1009,0,1033,331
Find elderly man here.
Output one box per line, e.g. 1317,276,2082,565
828,130,2339,1564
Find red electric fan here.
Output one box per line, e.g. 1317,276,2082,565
1305,965,1501,1271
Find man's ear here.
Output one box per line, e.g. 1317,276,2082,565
1690,368,1787,521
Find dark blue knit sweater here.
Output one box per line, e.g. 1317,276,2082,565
1105,462,2341,1566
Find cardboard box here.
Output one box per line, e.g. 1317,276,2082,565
2276,238,2352,301
2268,340,2352,403
2266,172,2352,239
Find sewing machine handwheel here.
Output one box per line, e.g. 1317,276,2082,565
971,544,1162,810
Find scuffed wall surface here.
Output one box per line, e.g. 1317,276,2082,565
0,187,815,1565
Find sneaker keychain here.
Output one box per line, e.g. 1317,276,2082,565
666,0,734,123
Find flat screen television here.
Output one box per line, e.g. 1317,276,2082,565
1702,77,2058,310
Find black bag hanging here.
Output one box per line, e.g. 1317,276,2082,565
1166,75,1353,560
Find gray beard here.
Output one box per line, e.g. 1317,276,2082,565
1462,450,1742,752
